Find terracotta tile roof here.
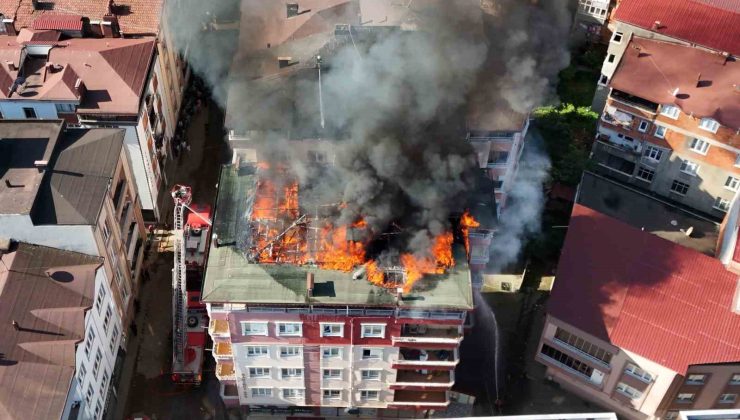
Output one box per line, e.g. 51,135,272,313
0,241,101,420
610,37,740,130
613,0,740,56
0,36,155,114
548,204,740,374
31,13,82,31
113,0,163,35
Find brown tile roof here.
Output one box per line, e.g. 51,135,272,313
610,37,740,130
31,13,83,30
114,0,163,35
0,36,155,114
0,241,102,420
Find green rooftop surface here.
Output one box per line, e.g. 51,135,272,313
202,164,473,310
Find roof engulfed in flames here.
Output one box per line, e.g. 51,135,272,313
246,163,475,292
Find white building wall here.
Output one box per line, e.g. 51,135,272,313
0,100,59,119
74,268,123,420
124,125,156,216
0,215,98,255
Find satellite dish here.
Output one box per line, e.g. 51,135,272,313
670,220,678,226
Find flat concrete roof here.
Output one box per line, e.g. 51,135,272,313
202,164,473,309
577,171,720,255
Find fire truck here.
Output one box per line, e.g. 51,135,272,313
170,185,211,384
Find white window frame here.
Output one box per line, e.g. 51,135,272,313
361,348,383,360
84,329,95,359
251,387,272,398
323,369,342,379
686,374,706,385
361,369,381,381
322,347,342,359
616,382,642,400
636,166,655,182
361,324,385,338
248,367,271,378
713,197,730,212
78,362,87,386
92,348,102,378
624,363,653,382
110,325,119,352
241,321,268,336
281,367,303,379
282,388,305,399
676,393,695,403
611,31,623,44
725,176,740,192
280,346,301,358
637,120,649,132
276,322,303,337
103,305,112,334
679,160,699,176
246,346,269,357
360,390,380,401
699,118,719,133
654,125,667,139
323,389,342,400
320,322,344,337
644,145,663,161
689,138,709,155
95,284,106,313
719,393,737,404
661,104,680,119
730,373,740,385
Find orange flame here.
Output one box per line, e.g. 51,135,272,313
460,210,480,256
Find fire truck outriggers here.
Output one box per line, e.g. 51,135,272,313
170,185,211,384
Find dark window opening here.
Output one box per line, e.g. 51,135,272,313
23,107,37,118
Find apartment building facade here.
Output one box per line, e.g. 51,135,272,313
590,37,740,218
537,205,740,420
592,0,740,112
0,121,146,344
0,241,122,420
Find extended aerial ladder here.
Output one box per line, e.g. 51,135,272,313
171,185,192,368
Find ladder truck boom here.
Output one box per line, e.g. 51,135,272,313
171,185,192,367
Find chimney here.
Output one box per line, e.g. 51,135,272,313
2,18,15,36
34,160,48,168
651,20,662,31
306,272,314,297
102,15,120,37
74,78,86,98
278,57,292,68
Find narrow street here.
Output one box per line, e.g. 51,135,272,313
115,99,232,420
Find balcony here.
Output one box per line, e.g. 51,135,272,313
393,370,453,388
610,89,659,114
393,324,462,345
216,362,236,380
395,348,458,368
390,390,449,408
209,319,230,337
213,341,233,360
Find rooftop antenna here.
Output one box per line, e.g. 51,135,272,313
317,55,325,129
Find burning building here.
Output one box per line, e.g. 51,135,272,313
203,162,477,416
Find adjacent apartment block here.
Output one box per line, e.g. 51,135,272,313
0,241,123,420
592,0,740,112
0,120,146,345
591,36,740,218
202,164,473,417
537,204,740,420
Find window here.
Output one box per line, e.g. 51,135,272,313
665,411,679,420
679,160,699,176
92,348,102,378
636,167,655,182
281,368,303,379
636,120,648,133
360,390,380,401
323,369,342,379
685,374,706,385
616,382,643,399
110,325,119,352
699,118,719,133
78,362,87,385
714,197,730,212
725,176,740,191
361,324,385,338
322,347,342,359
654,125,667,138
277,322,302,337
321,323,344,337
676,393,695,403
94,400,102,418
85,329,95,359
644,145,664,161
487,151,509,165
241,322,268,336
689,138,709,154
101,369,109,390
85,384,94,406
624,363,653,382
553,328,613,365
612,31,623,44
95,284,106,313
283,388,305,399
719,393,737,404
286,2,299,18
607,54,615,63
23,107,37,118
323,389,341,399
55,103,75,113
102,219,111,244
246,346,269,357
361,370,381,380
661,104,680,119
249,367,270,378
362,348,383,360
280,346,301,357
103,305,112,333
251,387,272,397
670,180,689,195
731,374,740,385
308,150,327,164
599,74,608,85
540,343,595,379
